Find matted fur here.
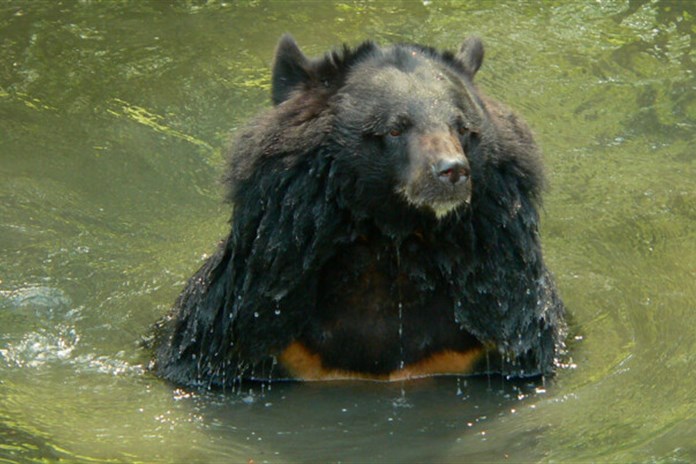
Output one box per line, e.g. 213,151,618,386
153,35,566,388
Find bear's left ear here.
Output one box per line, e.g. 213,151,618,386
456,36,484,78
272,34,311,105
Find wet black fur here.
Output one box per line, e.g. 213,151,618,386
153,35,566,388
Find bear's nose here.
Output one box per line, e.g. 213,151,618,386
434,159,470,185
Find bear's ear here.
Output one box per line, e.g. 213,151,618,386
456,36,484,78
272,34,311,105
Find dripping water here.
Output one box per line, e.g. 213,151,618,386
397,302,404,371
392,380,412,411
485,349,492,391
456,377,467,396
221,360,227,392
267,355,278,388
394,242,405,372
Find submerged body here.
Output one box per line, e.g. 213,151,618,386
153,35,566,387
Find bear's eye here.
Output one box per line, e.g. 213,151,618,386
389,128,402,137
458,125,469,135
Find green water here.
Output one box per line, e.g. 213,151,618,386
1,1,695,462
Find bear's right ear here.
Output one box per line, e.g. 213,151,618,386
272,34,310,105
456,36,484,78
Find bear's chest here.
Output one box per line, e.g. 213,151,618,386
279,235,483,380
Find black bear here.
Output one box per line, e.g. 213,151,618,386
153,35,567,388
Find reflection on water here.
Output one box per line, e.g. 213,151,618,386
1,1,695,462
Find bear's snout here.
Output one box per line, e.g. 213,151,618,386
433,159,470,185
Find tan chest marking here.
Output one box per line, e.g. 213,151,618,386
278,341,484,381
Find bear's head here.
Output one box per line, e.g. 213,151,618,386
270,35,490,224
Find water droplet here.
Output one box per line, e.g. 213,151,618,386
254,312,259,318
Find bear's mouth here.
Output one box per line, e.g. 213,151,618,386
431,199,469,218
397,179,472,219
